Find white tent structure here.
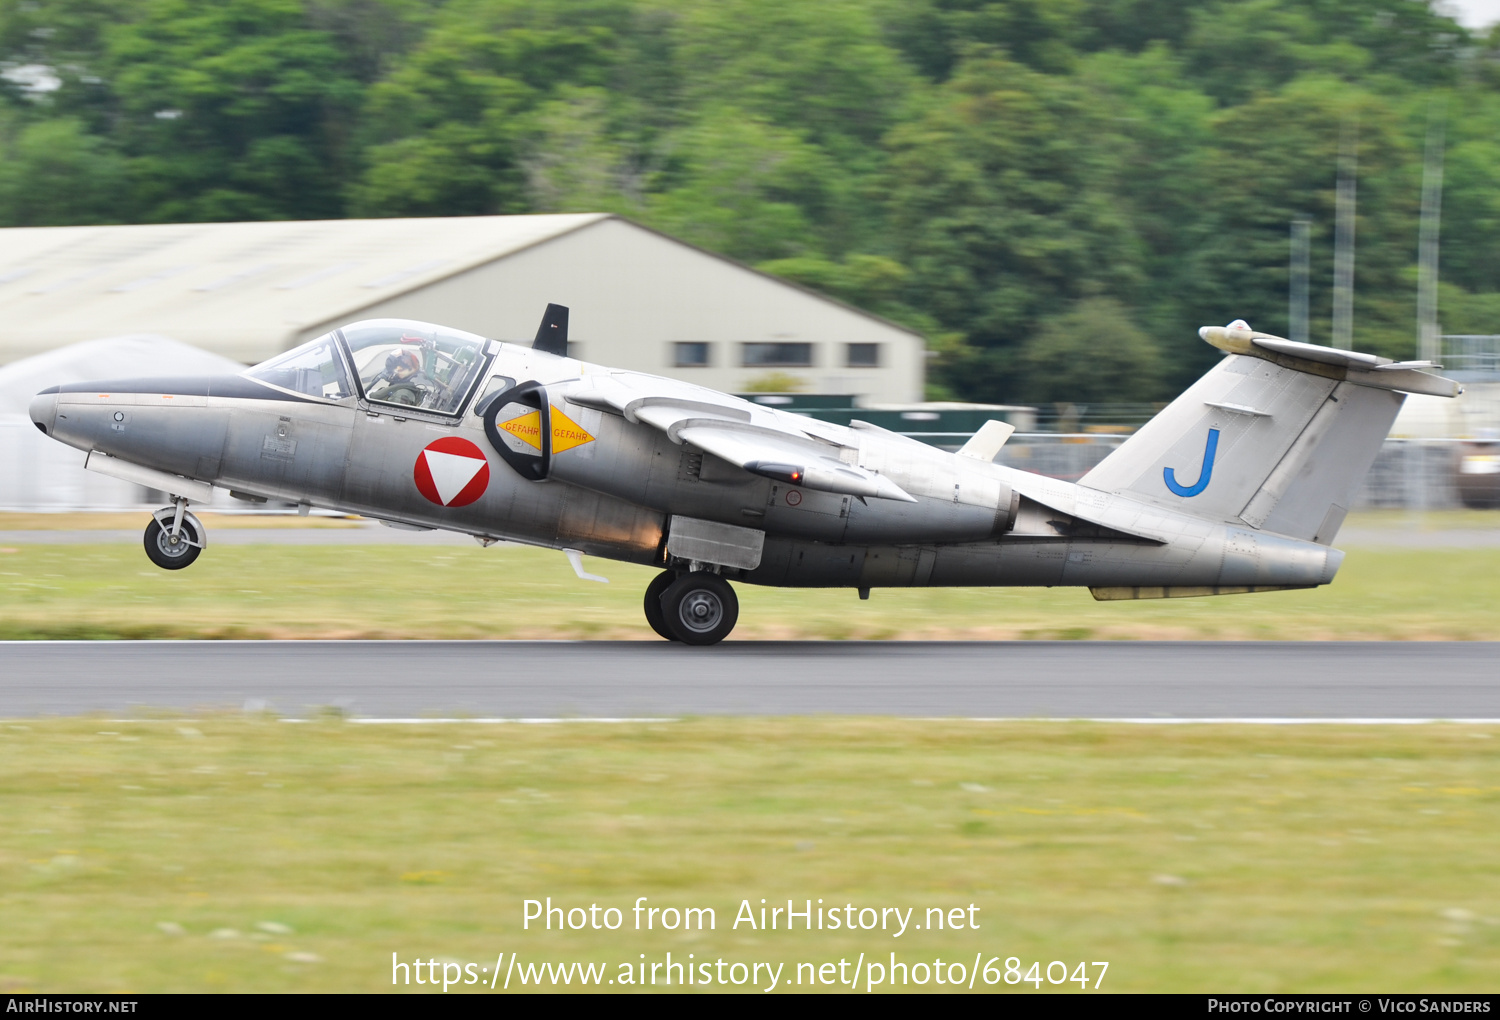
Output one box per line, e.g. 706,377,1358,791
0,335,244,510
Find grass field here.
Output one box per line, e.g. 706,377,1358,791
0,540,1496,641
1,718,1497,993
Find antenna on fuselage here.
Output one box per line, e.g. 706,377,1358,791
532,303,570,357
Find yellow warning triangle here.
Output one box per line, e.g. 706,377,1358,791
497,407,594,454
499,410,542,451
550,406,595,453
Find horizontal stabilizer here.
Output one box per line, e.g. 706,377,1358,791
1200,325,1462,398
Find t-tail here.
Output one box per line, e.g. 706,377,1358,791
1079,321,1461,545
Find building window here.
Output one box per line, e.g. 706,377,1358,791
846,343,880,367
742,342,814,367
673,342,711,367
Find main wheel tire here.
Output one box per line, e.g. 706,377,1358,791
643,569,679,641
144,517,203,570
660,572,738,646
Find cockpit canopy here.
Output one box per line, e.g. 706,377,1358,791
244,319,492,415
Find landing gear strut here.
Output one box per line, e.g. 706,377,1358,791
143,500,206,570
655,571,738,645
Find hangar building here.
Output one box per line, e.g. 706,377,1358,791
0,214,925,402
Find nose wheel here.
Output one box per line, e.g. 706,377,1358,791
143,502,206,570
657,571,738,645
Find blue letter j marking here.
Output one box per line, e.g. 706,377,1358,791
1163,427,1220,497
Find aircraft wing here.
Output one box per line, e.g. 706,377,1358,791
567,372,917,502
669,420,916,502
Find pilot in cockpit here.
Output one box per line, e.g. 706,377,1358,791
367,347,430,406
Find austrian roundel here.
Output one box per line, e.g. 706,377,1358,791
413,437,491,507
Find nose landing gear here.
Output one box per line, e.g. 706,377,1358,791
647,570,739,645
144,499,206,570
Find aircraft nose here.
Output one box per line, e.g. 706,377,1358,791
28,386,58,435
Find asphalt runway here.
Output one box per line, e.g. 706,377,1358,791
1,640,1496,720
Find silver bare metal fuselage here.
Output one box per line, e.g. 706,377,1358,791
27,339,1341,594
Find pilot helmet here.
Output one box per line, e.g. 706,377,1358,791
386,350,420,379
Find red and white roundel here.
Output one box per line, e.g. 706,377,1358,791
414,437,490,507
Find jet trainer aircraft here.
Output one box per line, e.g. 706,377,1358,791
28,308,1459,644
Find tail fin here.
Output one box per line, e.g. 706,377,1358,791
1080,324,1461,544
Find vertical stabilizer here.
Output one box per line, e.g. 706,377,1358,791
1079,326,1457,543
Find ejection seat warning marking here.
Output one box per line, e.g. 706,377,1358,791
415,436,491,507
1163,427,1220,498
499,406,595,453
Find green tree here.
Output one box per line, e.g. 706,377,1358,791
1017,297,1163,404
103,0,362,221
0,116,128,224
643,110,829,263
348,0,628,216
1195,77,1419,361
880,0,1085,80
666,0,916,255
1430,91,1500,297
887,49,1144,401
1074,0,1201,54
1179,0,1466,107
1076,45,1216,369
674,0,918,151
524,86,642,215
0,0,129,134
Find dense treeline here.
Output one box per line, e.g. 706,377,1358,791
2,0,1499,402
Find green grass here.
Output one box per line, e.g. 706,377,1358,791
0,542,1496,640
2,718,1498,992
1341,509,1500,532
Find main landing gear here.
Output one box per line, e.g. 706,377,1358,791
643,569,739,645
144,499,206,570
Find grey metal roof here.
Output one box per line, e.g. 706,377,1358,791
0,213,607,365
